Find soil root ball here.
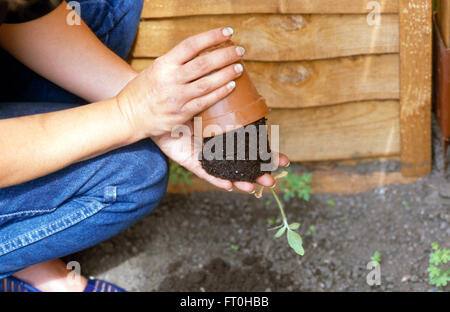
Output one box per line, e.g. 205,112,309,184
200,118,272,182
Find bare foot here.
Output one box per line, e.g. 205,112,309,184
13,259,87,292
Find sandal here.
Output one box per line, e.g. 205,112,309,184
0,276,126,292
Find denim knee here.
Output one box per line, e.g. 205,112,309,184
0,140,168,278
98,139,169,224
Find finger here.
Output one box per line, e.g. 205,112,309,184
255,173,276,187
178,46,244,83
165,27,234,65
181,81,236,116
277,152,290,167
185,63,243,99
233,181,255,193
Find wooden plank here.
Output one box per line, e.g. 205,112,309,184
246,55,399,108
167,170,418,195
308,155,401,168
437,0,450,47
142,0,399,17
268,101,400,162
131,54,400,108
399,0,432,177
134,14,399,61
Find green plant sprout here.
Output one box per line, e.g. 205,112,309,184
267,217,281,227
427,243,449,289
256,171,305,256
371,251,381,264
268,188,304,256
401,200,410,207
327,200,335,206
279,170,313,202
306,225,316,236
169,162,192,193
230,244,239,252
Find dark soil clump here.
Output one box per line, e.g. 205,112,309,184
200,118,271,182
158,257,295,291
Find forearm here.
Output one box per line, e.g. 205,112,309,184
0,98,140,188
0,2,137,102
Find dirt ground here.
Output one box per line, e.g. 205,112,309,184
69,117,449,292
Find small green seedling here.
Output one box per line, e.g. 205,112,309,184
267,217,281,227
169,162,192,193
256,171,306,256
306,225,316,236
340,216,347,222
265,200,272,207
279,170,313,202
427,243,449,289
230,244,239,252
401,200,410,207
327,200,335,206
371,251,381,264
268,188,304,256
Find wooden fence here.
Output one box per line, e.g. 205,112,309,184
130,0,433,178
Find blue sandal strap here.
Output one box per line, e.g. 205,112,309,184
83,278,126,292
0,276,126,292
0,276,41,292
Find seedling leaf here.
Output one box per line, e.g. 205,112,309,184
230,244,239,251
274,226,287,238
371,251,381,264
287,230,304,256
289,223,300,230
427,242,450,289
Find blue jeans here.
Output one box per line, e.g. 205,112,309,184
0,0,169,279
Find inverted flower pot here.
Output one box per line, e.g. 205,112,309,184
196,40,270,138
196,40,272,182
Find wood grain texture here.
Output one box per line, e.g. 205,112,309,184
245,54,399,108
399,0,433,177
133,14,399,61
131,54,400,108
142,0,399,17
167,170,418,195
438,0,450,47
268,101,400,162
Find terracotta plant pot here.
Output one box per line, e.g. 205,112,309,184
196,40,270,138
197,40,273,182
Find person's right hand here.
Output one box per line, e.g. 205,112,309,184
116,27,245,139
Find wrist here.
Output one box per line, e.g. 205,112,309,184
112,95,146,145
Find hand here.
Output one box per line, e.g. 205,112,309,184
153,121,290,193
116,27,245,139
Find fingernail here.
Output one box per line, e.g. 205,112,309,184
222,27,234,37
234,63,244,74
227,187,233,192
250,190,256,194
285,161,290,168
236,46,246,56
227,81,236,90
270,183,277,189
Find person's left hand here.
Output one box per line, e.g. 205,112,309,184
152,121,290,193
